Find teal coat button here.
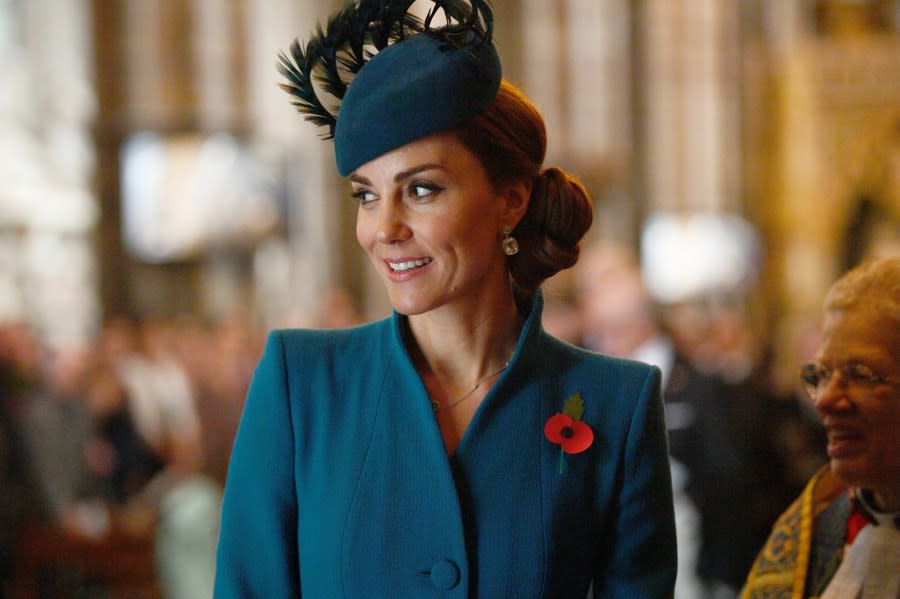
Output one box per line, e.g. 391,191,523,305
430,560,460,590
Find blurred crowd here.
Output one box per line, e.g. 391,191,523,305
0,245,828,598
555,242,828,599
0,309,267,597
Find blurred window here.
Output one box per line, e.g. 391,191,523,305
121,132,279,263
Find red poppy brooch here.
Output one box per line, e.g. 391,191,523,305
544,392,594,473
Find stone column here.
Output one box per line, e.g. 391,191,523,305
566,0,633,163
641,0,741,213
518,0,634,245
192,0,246,131
0,0,99,347
521,0,567,161
243,0,349,326
567,0,635,245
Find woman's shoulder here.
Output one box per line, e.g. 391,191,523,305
267,318,392,357
252,318,397,402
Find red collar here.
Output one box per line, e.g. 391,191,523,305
847,489,900,544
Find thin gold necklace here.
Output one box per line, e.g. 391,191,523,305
431,361,510,415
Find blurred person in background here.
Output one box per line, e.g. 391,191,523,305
541,292,584,346
739,316,828,520
316,287,363,329
100,314,221,599
742,256,900,599
20,342,101,536
8,330,113,597
575,241,773,599
3,315,219,598
665,299,821,543
84,356,164,510
214,1,676,596
0,322,45,596
664,301,758,384
168,310,262,488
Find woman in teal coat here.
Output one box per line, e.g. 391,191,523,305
214,2,676,597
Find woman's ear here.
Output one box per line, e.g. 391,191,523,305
500,179,531,229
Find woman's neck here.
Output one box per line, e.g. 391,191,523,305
406,288,524,393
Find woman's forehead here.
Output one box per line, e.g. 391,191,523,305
819,309,899,364
353,133,474,179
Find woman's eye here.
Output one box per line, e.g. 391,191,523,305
410,182,443,199
352,189,377,205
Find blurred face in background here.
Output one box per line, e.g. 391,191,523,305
0,323,43,384
812,308,900,509
575,245,656,357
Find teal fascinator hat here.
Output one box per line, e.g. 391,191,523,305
277,0,502,176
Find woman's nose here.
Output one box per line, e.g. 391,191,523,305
813,373,852,414
375,201,411,243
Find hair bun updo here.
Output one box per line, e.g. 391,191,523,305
454,80,594,294
509,167,593,293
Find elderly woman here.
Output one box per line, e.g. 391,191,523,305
741,256,900,599
214,2,676,597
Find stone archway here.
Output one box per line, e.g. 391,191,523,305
820,107,900,265
753,31,900,390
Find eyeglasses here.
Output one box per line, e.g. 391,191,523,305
801,362,899,399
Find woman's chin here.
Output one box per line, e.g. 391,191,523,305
387,295,436,317
829,459,879,491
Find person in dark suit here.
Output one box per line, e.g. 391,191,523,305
214,2,676,597
0,324,44,597
575,242,775,598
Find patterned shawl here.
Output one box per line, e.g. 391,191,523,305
741,466,848,599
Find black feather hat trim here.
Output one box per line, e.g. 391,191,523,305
277,0,497,141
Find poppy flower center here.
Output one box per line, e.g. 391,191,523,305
560,426,574,439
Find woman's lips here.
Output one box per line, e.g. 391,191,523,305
384,257,433,280
388,257,432,272
826,427,865,458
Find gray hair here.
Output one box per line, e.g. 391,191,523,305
824,257,900,345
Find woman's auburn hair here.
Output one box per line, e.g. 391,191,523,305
453,80,594,293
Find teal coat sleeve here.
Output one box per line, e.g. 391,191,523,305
595,365,676,596
214,333,300,598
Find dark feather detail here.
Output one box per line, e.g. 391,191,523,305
278,0,495,137
277,40,334,134
423,0,493,48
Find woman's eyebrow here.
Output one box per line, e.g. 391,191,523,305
394,163,444,183
350,163,445,186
